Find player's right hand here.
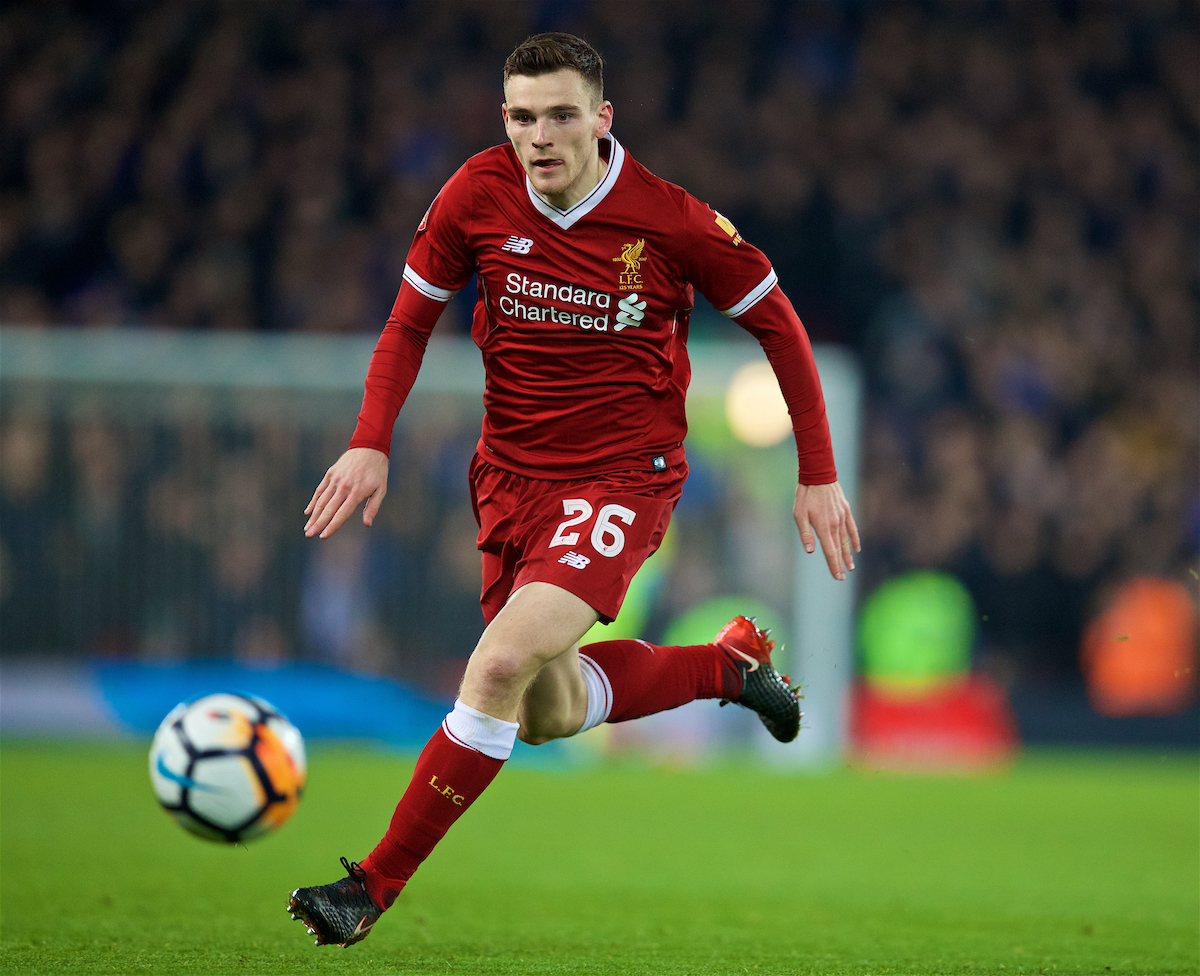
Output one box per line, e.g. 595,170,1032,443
304,447,389,539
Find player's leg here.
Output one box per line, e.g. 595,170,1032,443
509,613,801,748
577,618,803,742
357,582,596,901
512,618,802,746
289,582,595,946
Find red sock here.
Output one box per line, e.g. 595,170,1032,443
580,639,741,723
360,727,502,909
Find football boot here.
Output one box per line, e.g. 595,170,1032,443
288,857,381,947
715,615,803,742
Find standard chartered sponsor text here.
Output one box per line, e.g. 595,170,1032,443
503,272,615,331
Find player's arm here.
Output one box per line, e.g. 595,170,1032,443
304,279,450,538
680,197,859,579
306,166,475,539
733,287,860,580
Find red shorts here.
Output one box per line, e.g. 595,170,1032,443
469,453,686,626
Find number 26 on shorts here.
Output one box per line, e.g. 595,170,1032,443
548,498,637,557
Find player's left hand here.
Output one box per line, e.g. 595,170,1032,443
794,481,860,581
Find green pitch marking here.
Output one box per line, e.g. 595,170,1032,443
1,742,1196,975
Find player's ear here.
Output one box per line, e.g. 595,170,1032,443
594,100,613,139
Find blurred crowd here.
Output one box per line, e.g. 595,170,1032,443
0,400,492,692
1,0,1197,682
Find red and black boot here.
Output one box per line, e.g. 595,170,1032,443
715,616,803,742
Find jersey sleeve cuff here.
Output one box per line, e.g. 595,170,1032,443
349,432,392,456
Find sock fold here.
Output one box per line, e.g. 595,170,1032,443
443,698,520,759
577,652,614,732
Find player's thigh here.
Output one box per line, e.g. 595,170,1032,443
479,581,600,663
460,582,599,715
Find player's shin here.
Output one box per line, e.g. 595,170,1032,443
359,700,518,909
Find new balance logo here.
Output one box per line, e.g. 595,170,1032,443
502,236,534,254
614,292,647,331
558,551,591,569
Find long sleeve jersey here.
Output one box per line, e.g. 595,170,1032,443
352,133,836,484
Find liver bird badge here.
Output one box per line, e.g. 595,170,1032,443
613,238,646,290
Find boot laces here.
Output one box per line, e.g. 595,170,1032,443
340,857,367,884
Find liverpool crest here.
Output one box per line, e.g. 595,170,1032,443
612,238,646,291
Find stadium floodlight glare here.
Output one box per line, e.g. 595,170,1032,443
724,361,792,447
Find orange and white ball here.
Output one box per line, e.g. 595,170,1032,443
149,693,306,843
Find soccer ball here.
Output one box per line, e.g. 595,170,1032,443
149,692,306,843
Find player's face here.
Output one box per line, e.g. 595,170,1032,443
503,69,613,211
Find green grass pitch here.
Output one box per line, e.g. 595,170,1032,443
1,742,1196,975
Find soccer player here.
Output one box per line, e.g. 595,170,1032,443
288,32,859,947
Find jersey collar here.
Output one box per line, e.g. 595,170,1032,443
524,133,625,230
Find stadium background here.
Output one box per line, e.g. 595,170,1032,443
0,0,1197,753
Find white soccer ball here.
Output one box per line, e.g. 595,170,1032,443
149,692,306,843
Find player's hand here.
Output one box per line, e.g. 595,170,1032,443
794,481,860,581
304,447,389,539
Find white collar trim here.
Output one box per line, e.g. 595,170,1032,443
524,133,625,230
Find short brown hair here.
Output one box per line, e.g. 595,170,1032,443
503,32,604,105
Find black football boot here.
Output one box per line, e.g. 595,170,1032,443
288,857,382,947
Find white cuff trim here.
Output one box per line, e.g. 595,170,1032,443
403,263,459,302
720,269,778,318
576,653,613,733
442,699,519,760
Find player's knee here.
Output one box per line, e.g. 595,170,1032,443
476,654,524,694
474,644,549,695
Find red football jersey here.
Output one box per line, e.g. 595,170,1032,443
351,134,836,483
